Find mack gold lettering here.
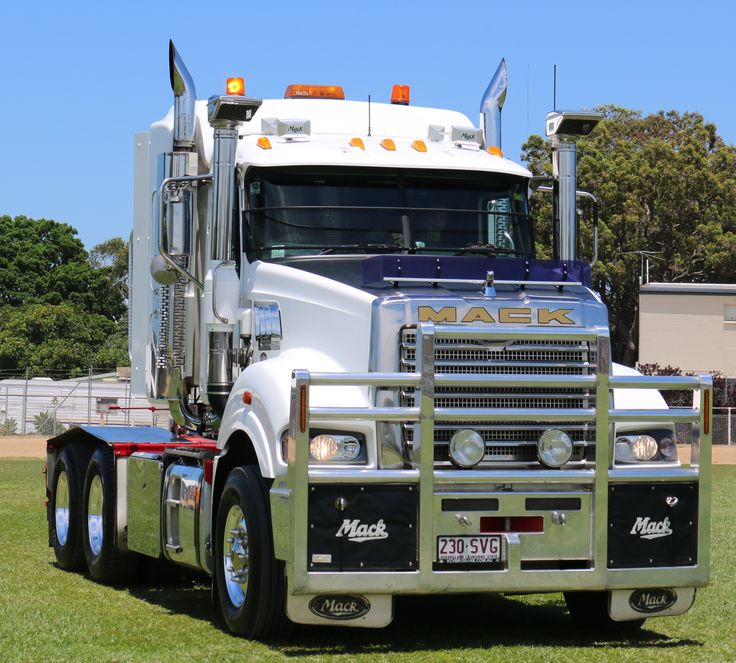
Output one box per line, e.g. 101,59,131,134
499,308,532,324
462,308,495,323
418,306,457,323
538,308,575,325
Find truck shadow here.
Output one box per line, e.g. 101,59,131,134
123,572,703,655
272,595,703,657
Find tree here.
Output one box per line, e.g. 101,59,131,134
522,108,736,364
0,216,126,322
0,303,127,375
0,216,129,374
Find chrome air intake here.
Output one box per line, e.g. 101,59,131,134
399,328,597,467
546,111,602,261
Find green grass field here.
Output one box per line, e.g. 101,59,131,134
1,459,734,663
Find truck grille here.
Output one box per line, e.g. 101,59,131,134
399,328,597,467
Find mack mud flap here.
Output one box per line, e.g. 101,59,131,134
608,482,698,568
307,485,418,571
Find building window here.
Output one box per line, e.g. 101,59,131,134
725,305,736,322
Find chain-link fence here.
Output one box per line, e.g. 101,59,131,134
0,369,168,435
673,408,733,446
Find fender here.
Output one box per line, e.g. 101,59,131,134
216,348,373,480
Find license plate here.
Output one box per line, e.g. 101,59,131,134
437,535,502,564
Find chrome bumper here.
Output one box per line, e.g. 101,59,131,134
274,323,712,596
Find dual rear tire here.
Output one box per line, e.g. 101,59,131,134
50,444,136,583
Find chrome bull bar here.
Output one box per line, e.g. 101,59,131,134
284,323,712,595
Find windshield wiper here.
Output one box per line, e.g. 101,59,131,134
320,244,410,255
452,243,520,256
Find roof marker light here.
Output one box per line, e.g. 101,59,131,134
350,137,365,150
428,125,445,142
380,138,396,151
411,140,427,152
487,146,504,157
284,84,345,99
257,137,272,150
391,84,410,105
226,77,245,96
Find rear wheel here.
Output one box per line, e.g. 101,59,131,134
564,591,645,632
82,446,137,583
214,465,288,638
49,445,89,570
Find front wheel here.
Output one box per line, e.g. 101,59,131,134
82,446,137,584
564,591,645,632
214,465,288,638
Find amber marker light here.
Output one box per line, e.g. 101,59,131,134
411,140,427,152
284,84,345,99
487,146,504,157
226,77,245,96
704,389,710,435
242,390,253,405
391,84,410,105
257,137,272,150
300,384,308,433
349,137,365,150
380,138,396,151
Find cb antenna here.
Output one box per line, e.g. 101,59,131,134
368,94,372,136
553,64,557,110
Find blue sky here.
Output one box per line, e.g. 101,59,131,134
1,0,732,250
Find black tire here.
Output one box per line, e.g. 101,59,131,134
82,446,137,584
214,465,288,638
564,591,645,632
49,445,89,570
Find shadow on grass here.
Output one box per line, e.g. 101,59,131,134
270,595,703,657
113,570,704,656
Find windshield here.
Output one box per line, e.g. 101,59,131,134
243,167,533,261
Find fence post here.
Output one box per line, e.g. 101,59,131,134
729,407,733,446
21,367,29,435
87,367,92,424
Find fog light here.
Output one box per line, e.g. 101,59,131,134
449,430,485,468
538,429,573,467
615,434,659,462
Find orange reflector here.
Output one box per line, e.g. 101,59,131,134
704,389,710,435
391,84,410,105
411,140,427,152
487,146,504,157
257,137,272,150
242,390,253,405
299,384,307,433
226,77,245,96
349,137,365,150
380,138,396,151
284,84,345,99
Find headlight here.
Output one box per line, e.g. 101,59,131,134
449,429,486,468
615,430,677,463
281,430,367,465
537,429,573,468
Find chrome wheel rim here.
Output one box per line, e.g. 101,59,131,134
55,470,70,546
223,505,249,608
87,475,104,556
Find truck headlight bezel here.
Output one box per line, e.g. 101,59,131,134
280,429,368,465
614,429,679,464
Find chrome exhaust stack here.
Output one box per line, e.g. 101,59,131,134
149,41,203,429
169,40,196,149
545,111,602,261
480,59,508,151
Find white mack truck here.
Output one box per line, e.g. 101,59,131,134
45,42,711,638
